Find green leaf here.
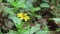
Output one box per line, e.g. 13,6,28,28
56,28,60,32
23,24,40,34
51,0,55,3
8,15,22,29
7,0,16,7
44,23,49,31
25,0,33,9
57,4,60,9
31,8,35,13
7,0,14,3
58,13,60,17
17,3,26,8
40,3,49,8
21,25,30,34
30,24,40,34
18,28,29,34
0,30,2,34
6,30,18,34
4,7,15,15
23,30,30,34
34,14,41,19
0,0,2,2
35,7,41,11
36,31,48,34
17,24,30,34
49,18,60,22
42,0,49,2
16,0,26,8
31,7,41,13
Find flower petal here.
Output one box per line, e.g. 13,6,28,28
24,19,27,21
17,13,30,21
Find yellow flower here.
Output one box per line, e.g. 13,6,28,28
17,13,30,21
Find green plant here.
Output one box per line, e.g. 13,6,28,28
0,0,60,34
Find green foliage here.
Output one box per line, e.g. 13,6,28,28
23,24,40,34
40,3,49,8
6,30,18,34
7,0,26,9
7,0,14,3
0,0,60,34
0,30,2,34
4,7,15,15
56,28,60,32
44,23,49,31
25,0,33,9
6,0,41,33
8,15,22,29
57,4,60,9
7,0,41,13
42,0,49,3
36,31,48,34
49,18,60,22
51,0,56,3
30,24,40,34
0,0,2,2
31,7,41,13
